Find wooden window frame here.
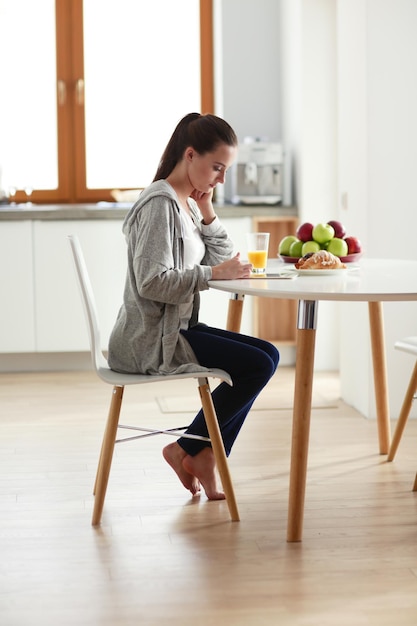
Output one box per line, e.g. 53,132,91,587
11,0,213,205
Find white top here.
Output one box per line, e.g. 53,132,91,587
209,258,417,302
179,206,205,328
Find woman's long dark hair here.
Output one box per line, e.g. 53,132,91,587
153,112,238,181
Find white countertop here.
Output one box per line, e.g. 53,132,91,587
0,202,297,221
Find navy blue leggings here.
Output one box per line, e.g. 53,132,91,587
179,324,279,456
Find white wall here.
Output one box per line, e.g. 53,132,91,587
279,0,301,208
279,0,417,417
337,0,373,416
280,0,340,371
218,0,282,143
337,0,417,419
216,0,417,417
216,0,285,203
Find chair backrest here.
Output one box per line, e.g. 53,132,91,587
68,235,108,372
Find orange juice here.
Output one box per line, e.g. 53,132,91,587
248,250,267,269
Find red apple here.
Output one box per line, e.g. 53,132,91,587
296,222,314,242
327,220,346,239
344,236,362,254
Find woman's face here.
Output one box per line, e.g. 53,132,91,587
185,143,237,193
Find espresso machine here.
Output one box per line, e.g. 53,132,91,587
230,141,283,205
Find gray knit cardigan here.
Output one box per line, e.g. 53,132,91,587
107,180,234,375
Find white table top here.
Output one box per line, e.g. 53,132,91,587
209,258,417,302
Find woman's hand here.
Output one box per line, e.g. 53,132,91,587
190,188,216,225
211,253,253,280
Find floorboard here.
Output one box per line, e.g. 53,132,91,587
0,367,416,625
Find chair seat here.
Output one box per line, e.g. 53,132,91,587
395,336,417,357
97,364,233,388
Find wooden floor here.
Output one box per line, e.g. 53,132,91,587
1,366,416,625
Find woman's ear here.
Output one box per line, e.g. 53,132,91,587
184,147,194,163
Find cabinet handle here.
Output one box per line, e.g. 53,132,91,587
75,78,85,106
57,80,66,106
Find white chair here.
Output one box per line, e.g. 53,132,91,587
68,234,239,525
387,336,417,491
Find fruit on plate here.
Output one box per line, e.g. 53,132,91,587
312,223,335,244
327,220,346,239
326,237,348,257
278,219,363,261
296,221,314,242
344,236,362,254
278,235,299,256
289,240,304,258
301,240,321,256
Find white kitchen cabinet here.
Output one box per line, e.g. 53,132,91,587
0,221,35,352
1,210,296,365
33,220,127,352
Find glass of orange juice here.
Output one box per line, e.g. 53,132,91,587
246,232,270,274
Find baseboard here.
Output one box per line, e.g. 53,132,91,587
0,352,94,373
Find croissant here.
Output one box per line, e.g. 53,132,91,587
295,250,347,270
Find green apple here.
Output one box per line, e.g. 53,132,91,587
326,237,348,257
312,223,335,244
301,240,321,256
289,239,303,258
278,235,298,256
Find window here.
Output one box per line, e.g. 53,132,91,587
0,0,213,204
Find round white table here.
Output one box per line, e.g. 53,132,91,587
209,258,417,542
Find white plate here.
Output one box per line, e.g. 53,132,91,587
295,268,349,276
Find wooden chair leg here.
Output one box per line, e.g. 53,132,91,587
198,378,240,522
92,385,124,526
387,362,417,461
93,420,108,496
413,474,417,492
93,388,120,495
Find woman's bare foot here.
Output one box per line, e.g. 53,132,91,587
182,448,225,501
162,442,201,496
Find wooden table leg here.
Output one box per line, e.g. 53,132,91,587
226,294,245,332
287,300,318,542
368,301,391,454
